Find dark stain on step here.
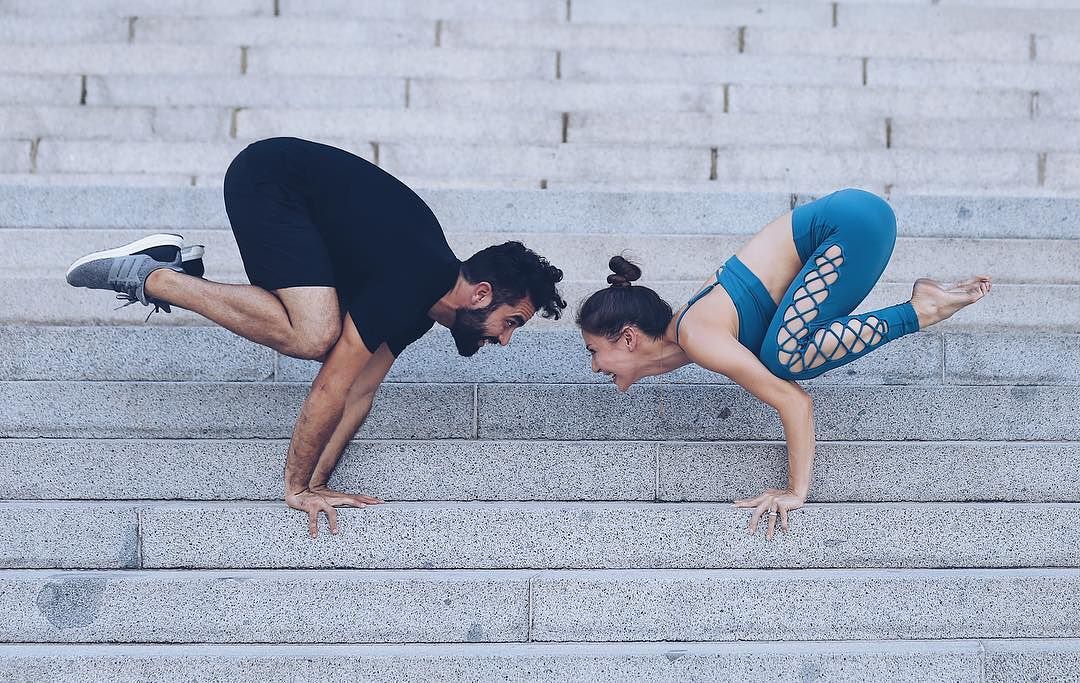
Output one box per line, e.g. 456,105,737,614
719,407,732,420
36,577,107,629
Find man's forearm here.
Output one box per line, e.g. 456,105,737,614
308,390,376,487
284,376,352,494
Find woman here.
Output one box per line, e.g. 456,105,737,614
576,188,992,540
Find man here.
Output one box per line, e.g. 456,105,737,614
66,137,566,538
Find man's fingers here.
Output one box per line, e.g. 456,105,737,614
307,509,319,539
326,504,339,535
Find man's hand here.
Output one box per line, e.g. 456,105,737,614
735,488,807,540
309,484,383,508
285,489,340,539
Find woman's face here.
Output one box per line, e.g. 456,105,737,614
581,328,648,392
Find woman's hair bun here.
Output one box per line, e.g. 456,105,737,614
607,254,642,287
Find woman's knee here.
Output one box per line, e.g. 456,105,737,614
833,188,896,238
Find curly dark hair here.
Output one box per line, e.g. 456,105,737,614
461,241,566,319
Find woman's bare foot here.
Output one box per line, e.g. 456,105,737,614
909,276,992,329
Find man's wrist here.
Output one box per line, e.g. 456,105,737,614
285,482,310,497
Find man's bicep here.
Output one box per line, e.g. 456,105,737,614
320,313,376,382
352,342,396,396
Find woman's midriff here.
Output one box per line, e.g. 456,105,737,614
733,211,805,306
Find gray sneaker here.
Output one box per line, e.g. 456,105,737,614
66,233,186,316
180,244,205,278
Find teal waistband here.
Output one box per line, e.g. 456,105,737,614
718,255,778,354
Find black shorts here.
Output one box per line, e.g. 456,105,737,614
223,143,336,291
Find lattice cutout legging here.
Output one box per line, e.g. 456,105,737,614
758,189,921,381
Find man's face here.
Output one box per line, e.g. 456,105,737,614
451,296,537,357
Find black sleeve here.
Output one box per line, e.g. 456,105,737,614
345,292,389,356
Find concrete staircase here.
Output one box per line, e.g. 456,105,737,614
1,1,1079,681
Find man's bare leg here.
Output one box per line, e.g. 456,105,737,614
145,269,341,359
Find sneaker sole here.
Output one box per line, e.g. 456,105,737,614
65,233,184,279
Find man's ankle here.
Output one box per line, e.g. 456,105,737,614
144,267,177,297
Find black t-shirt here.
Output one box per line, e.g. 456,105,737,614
257,138,460,357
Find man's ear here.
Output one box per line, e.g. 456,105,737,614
470,281,493,308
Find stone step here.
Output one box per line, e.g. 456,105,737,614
2,438,1077,503
11,139,1060,191
4,326,1079,387
3,185,1076,239
573,1,1080,34
3,500,1077,570
569,113,1080,153
560,50,1080,90
0,17,128,44
0,0,270,17
476,384,1079,442
0,172,201,186
6,172,1075,197
132,17,437,47
0,381,472,439
0,74,83,106
442,22,1037,62
86,75,406,108
245,45,554,79
9,277,1076,332
75,75,1054,120
10,227,1078,285
410,80,1050,119
7,107,1080,156
836,4,1080,34
275,0,567,22
1,381,1075,441
1,567,1077,642
0,44,241,76
0,640,1076,683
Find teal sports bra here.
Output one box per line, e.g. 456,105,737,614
674,255,779,354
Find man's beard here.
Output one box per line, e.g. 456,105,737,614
451,304,501,357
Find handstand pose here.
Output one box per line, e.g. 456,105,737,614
577,189,991,540
67,137,566,537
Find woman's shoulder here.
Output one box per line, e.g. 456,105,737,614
674,284,740,348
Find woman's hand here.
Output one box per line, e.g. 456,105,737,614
735,488,807,540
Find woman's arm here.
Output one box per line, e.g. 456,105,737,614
683,333,816,539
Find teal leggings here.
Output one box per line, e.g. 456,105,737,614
758,188,920,381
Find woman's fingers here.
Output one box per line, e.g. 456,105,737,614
779,505,790,533
734,493,764,508
766,506,778,540
748,499,772,534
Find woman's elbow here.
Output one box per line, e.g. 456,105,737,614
781,387,813,415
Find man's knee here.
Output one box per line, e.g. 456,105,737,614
281,322,342,360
